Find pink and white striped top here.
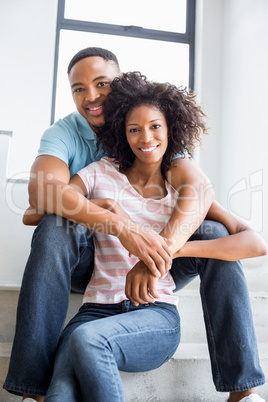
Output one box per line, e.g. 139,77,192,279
77,157,179,306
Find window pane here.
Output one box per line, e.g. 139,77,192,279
55,30,189,121
64,0,187,34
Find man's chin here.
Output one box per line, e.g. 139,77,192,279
86,118,104,132
88,121,104,133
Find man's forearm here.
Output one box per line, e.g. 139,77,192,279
29,179,126,235
28,179,174,274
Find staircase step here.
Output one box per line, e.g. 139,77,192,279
1,288,267,401
1,342,268,401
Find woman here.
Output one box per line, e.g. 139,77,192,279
44,73,266,402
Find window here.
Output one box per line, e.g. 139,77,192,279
52,0,196,123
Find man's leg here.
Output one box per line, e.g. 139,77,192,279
3,214,94,397
170,220,265,394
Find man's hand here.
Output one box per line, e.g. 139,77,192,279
90,199,174,277
93,200,175,277
125,260,160,306
23,206,45,226
118,224,174,278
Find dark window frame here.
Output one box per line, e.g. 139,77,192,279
51,0,196,124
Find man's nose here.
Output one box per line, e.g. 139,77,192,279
84,87,100,102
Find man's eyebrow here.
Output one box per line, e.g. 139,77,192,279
92,75,109,82
71,76,110,89
71,82,83,89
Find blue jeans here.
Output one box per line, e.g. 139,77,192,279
44,301,180,402
3,215,265,396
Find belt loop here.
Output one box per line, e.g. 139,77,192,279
121,300,125,313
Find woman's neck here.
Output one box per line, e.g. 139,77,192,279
123,160,167,199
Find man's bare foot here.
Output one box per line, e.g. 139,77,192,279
23,394,44,402
228,389,254,402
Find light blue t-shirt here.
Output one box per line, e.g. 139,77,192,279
38,112,104,177
38,111,182,177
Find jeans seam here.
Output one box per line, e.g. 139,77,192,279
70,241,91,273
105,345,124,401
199,263,221,389
3,382,47,397
105,325,180,368
216,378,266,392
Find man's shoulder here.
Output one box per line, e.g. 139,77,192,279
44,112,95,140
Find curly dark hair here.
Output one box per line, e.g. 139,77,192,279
97,72,208,172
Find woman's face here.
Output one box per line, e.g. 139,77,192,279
125,104,168,166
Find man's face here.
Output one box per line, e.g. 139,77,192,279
68,56,120,131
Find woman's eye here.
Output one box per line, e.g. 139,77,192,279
152,124,160,129
129,128,139,133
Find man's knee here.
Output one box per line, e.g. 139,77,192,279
193,220,229,241
32,214,86,245
36,214,70,232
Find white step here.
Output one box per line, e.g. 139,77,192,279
0,288,267,401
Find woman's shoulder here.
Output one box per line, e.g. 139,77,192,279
81,157,121,178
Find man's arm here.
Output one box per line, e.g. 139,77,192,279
23,155,70,225
24,157,173,276
161,157,214,255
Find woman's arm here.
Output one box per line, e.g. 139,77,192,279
160,157,215,250
173,201,268,261
125,200,267,306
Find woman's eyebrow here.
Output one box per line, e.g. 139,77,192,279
127,119,162,126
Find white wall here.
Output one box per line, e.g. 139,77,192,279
197,0,268,268
195,0,224,198
0,0,57,286
220,0,268,240
0,0,58,178
0,0,267,286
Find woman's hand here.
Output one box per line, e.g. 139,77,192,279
125,260,160,306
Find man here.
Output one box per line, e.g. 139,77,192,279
4,48,265,402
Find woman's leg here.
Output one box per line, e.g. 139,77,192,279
45,302,180,402
71,302,180,402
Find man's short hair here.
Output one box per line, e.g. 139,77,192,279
67,47,120,74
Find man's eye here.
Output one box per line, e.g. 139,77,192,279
98,82,109,88
73,88,84,93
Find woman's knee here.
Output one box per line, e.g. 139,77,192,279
70,325,103,364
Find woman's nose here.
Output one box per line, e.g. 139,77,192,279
141,129,153,142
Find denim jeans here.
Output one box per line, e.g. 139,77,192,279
3,215,265,396
44,301,180,402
